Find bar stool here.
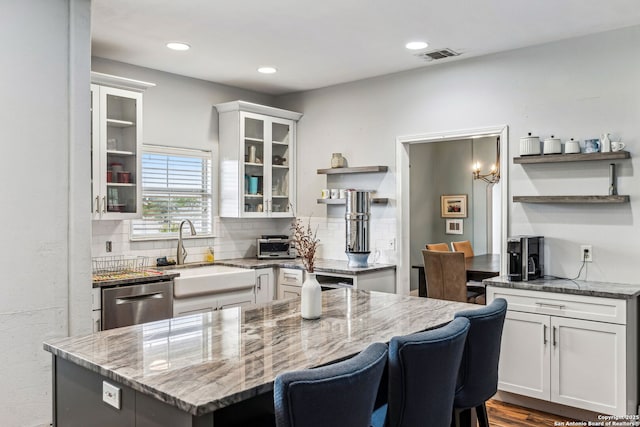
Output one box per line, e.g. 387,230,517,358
452,298,508,427
274,342,388,427
371,317,471,427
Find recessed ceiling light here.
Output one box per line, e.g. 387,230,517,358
405,41,428,50
166,42,190,51
258,66,277,74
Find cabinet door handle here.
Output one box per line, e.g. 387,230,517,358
283,273,297,280
95,196,100,213
543,324,547,344
536,302,565,310
102,196,106,213
257,275,263,290
552,326,557,347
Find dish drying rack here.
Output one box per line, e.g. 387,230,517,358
92,255,157,281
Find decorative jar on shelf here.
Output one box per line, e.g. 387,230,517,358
331,152,346,168
301,272,322,319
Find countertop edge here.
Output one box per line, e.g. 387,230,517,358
157,259,397,274
44,341,222,416
92,271,179,288
484,276,640,299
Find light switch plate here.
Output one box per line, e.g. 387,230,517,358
102,381,121,409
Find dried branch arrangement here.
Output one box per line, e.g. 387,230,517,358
291,217,320,273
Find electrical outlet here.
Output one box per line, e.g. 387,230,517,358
580,245,593,262
106,241,112,252
102,381,121,409
376,238,396,251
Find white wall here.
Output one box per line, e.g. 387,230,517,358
90,59,291,261
278,25,640,284
0,1,91,425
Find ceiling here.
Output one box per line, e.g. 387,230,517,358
92,0,640,95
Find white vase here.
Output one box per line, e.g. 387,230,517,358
301,273,322,319
601,133,611,153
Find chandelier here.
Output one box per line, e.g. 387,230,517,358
472,137,500,184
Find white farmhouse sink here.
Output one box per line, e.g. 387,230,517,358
169,265,255,299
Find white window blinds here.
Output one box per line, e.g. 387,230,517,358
131,146,212,238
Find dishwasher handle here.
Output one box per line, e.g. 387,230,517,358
116,292,165,304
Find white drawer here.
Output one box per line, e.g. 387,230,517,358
487,286,626,325
278,268,303,287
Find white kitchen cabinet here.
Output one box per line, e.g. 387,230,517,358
173,287,256,318
487,286,635,415
255,268,275,303
215,101,303,218
277,268,304,300
90,72,154,220
217,291,257,310
91,287,102,332
276,267,396,300
278,284,302,300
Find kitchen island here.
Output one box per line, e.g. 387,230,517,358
44,289,473,426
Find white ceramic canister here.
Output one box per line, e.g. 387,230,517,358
543,135,562,154
520,133,541,156
564,138,581,154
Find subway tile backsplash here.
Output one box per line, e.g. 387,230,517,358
91,216,396,265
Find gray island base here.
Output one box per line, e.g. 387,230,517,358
45,289,474,426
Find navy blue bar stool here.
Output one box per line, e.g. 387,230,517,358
452,298,508,427
274,342,388,427
371,317,471,427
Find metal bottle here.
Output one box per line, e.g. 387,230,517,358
345,190,371,267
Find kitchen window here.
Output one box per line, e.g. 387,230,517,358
131,145,213,239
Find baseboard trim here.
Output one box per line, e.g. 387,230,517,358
493,391,601,421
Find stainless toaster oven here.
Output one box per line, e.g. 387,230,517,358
257,235,296,259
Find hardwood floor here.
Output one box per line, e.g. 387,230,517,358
486,399,578,427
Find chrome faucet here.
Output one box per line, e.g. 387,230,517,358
177,219,196,265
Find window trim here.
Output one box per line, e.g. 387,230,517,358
130,144,215,241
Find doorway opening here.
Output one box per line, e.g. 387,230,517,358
395,125,509,295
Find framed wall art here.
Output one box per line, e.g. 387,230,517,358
441,194,467,218
445,219,463,235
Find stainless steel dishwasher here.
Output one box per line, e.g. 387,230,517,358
102,280,173,330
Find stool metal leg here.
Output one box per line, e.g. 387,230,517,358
476,402,489,427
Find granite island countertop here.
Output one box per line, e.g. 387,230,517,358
44,289,472,416
485,276,640,299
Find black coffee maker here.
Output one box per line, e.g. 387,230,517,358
507,236,544,281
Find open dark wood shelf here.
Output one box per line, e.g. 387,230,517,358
317,165,388,175
514,151,630,164
513,195,630,204
317,198,389,205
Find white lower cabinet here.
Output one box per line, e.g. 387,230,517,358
277,268,304,300
174,287,256,318
255,268,275,303
91,287,102,332
488,286,635,415
276,267,396,300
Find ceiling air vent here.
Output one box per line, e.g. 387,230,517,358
416,48,461,61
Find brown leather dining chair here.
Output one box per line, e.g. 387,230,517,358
425,242,450,252
451,240,474,258
422,250,482,304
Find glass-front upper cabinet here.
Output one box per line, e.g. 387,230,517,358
90,72,154,220
216,101,302,218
